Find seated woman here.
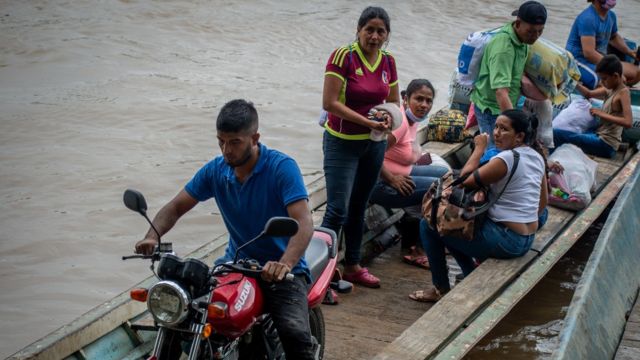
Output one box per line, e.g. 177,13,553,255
410,109,548,302
369,79,449,268
565,0,639,89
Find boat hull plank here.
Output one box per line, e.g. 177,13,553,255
531,206,573,252
554,157,640,360
615,302,640,360
322,243,442,360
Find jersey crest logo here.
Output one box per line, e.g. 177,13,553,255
355,68,363,76
382,70,388,84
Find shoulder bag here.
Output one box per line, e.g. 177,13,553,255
422,150,520,240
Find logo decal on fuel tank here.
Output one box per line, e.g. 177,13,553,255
234,281,253,312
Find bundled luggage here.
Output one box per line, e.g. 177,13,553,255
525,38,581,105
427,108,471,143
456,27,503,87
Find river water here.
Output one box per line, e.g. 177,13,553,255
1,0,639,357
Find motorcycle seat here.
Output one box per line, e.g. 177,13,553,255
305,232,332,284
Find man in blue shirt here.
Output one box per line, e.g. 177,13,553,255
566,0,639,89
135,99,316,359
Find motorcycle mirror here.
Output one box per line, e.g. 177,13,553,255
123,189,162,244
124,189,148,216
263,217,299,237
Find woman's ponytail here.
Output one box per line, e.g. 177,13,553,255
526,113,549,165
501,109,547,162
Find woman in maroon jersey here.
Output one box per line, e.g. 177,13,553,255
320,6,400,288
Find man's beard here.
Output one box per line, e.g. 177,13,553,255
224,146,253,168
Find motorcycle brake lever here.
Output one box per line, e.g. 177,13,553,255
122,254,152,260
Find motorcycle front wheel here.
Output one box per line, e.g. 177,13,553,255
309,306,325,359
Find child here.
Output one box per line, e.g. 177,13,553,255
553,55,633,158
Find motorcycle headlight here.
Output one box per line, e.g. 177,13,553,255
147,280,190,326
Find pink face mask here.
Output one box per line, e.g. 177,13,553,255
602,0,616,10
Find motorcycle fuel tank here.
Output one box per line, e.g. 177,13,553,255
209,273,264,338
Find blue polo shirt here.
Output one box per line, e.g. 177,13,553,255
185,143,310,279
566,5,618,64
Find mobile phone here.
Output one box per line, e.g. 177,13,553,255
416,153,432,166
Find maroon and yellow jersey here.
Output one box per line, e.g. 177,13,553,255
324,42,398,140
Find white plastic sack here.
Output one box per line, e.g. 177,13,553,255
448,70,473,106
456,27,502,87
524,98,554,148
548,144,598,206
548,171,588,211
552,99,597,134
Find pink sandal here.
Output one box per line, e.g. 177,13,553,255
342,268,380,288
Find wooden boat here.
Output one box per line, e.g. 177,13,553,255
9,94,640,360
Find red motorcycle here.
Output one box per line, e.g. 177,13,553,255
122,189,352,359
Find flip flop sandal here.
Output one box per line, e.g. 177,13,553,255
408,288,442,303
402,254,430,269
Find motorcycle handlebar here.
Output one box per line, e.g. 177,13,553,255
122,246,172,261
213,263,295,282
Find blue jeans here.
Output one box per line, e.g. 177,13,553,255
552,128,615,158
420,218,535,291
321,131,386,265
369,165,449,209
538,207,548,229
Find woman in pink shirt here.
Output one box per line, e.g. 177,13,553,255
369,79,449,267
